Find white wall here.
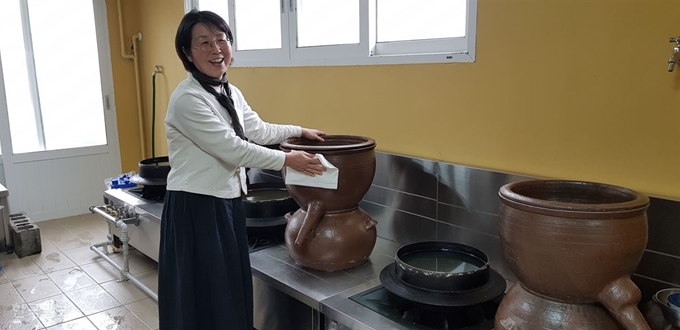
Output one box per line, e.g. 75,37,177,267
8,153,115,222
0,163,5,187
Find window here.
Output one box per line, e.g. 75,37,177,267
0,0,108,154
186,0,477,67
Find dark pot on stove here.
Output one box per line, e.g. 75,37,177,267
131,156,170,186
243,182,299,218
395,241,491,292
380,241,507,307
243,182,299,235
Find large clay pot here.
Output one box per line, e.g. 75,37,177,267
280,135,378,272
498,180,650,330
496,284,622,330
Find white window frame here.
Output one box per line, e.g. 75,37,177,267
0,0,120,163
186,0,477,67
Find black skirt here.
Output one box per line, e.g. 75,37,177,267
158,190,253,330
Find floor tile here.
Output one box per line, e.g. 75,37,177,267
51,216,88,233
40,227,74,246
101,279,150,305
65,286,120,316
37,222,69,241
111,251,157,275
2,258,44,282
135,270,158,294
125,298,158,330
60,246,119,267
88,306,150,330
28,294,83,328
0,253,20,267
46,267,97,293
32,250,77,275
46,316,96,329
80,261,120,284
72,229,108,246
0,282,25,308
80,214,109,232
38,240,59,254
43,230,89,252
0,303,44,329
0,270,10,285
12,276,61,303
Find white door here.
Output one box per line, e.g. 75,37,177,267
0,0,121,222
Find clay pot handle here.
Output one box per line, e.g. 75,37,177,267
364,219,378,231
294,200,326,247
596,277,650,330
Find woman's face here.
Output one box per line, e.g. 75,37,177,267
187,23,232,79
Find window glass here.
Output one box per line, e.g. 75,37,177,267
0,0,41,153
234,0,282,50
377,0,466,42
296,0,360,47
28,0,107,151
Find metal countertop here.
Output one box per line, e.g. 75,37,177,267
104,188,480,329
250,237,419,329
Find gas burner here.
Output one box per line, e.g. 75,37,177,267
248,232,285,253
123,186,166,203
351,286,500,330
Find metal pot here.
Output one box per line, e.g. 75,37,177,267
130,156,170,186
243,182,299,219
394,241,490,292
380,241,506,307
243,182,299,235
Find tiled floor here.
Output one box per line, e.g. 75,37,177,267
0,214,159,330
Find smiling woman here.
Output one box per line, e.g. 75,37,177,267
158,9,327,330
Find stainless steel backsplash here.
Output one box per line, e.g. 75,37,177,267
248,151,680,304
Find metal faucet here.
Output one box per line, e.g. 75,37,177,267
669,37,680,72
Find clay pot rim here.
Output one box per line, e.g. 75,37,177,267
499,180,650,214
280,135,376,153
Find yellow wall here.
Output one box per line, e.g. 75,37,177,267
108,0,680,200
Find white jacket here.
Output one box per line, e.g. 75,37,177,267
164,73,301,199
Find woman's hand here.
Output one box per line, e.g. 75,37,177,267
284,150,326,176
301,128,326,142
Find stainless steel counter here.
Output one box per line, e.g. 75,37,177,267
250,236,424,329
103,187,486,329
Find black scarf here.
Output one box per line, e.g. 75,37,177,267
191,70,246,140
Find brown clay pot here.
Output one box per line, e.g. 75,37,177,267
280,135,378,272
495,284,622,330
498,180,650,330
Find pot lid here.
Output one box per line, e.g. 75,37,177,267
380,263,506,307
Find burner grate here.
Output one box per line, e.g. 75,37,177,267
350,286,500,330
248,232,285,253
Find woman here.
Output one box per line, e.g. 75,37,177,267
159,10,326,329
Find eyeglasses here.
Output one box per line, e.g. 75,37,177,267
192,39,231,52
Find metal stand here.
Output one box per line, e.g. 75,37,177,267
89,205,158,302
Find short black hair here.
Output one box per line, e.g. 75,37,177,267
175,10,234,72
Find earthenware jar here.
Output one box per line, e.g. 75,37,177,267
497,180,650,330
280,135,378,272
496,284,622,329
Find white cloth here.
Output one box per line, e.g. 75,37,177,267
285,154,339,190
165,73,302,199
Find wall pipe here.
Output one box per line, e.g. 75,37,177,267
117,0,146,159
